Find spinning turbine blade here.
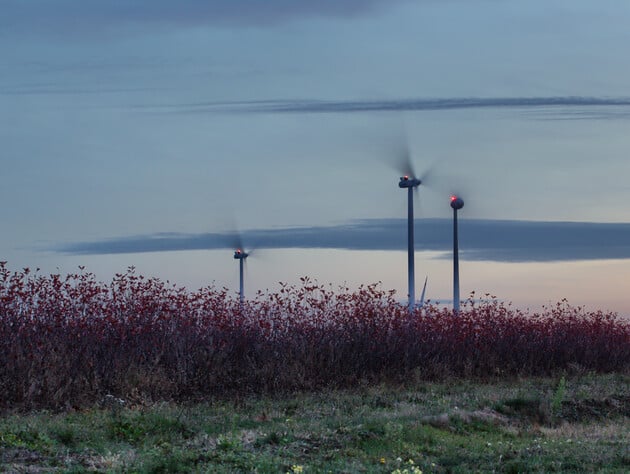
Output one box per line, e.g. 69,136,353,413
419,276,428,308
419,163,435,187
395,140,417,179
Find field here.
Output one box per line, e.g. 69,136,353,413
0,264,629,472
1,374,629,473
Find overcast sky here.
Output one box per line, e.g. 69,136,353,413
3,0,630,314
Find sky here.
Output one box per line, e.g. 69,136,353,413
3,0,630,314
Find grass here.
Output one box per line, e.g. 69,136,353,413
1,373,628,473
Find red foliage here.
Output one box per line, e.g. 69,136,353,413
0,263,628,410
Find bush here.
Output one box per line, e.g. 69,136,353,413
0,263,628,410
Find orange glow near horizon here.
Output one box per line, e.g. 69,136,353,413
29,250,630,319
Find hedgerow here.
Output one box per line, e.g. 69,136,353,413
0,263,628,410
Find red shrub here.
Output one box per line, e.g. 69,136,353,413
0,263,628,410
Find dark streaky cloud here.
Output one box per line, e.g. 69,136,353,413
54,219,630,263
168,96,630,118
1,0,408,33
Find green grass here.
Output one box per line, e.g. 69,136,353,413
0,373,628,473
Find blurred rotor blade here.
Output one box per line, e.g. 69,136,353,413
224,226,258,254
412,185,425,216
418,162,435,187
225,231,243,251
393,136,417,178
443,174,470,204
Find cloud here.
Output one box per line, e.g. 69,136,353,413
53,218,630,263
1,0,409,34
0,85,151,96
161,96,630,119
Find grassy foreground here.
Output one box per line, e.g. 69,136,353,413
1,373,628,473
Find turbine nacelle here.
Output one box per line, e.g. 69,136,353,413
450,195,464,210
398,176,422,188
233,249,249,260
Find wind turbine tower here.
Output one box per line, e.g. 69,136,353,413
450,195,464,313
399,175,422,311
233,248,249,305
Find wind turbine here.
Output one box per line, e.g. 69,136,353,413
228,230,253,306
393,137,432,312
233,247,249,306
398,174,421,311
450,195,464,313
